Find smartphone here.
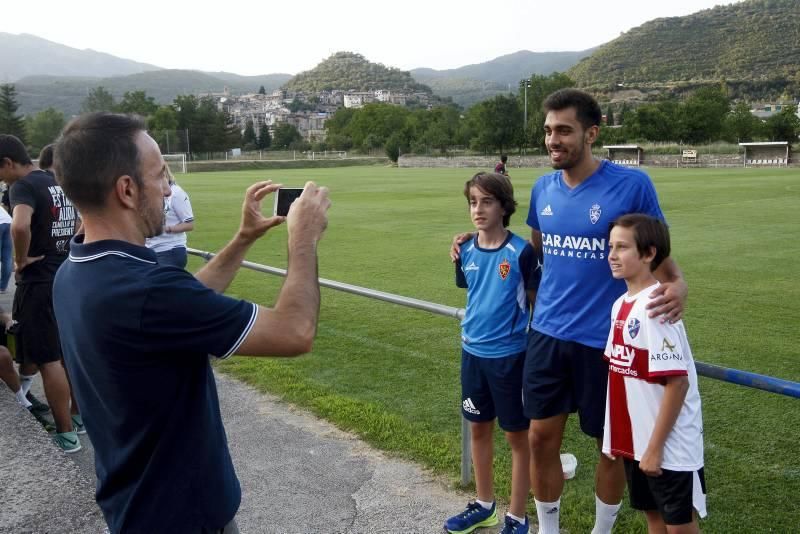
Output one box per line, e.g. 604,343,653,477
273,187,303,217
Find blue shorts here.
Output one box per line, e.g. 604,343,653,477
461,349,528,432
523,331,608,438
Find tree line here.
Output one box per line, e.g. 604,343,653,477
604,85,800,145
324,74,800,161
3,76,798,163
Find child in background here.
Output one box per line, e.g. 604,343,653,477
445,172,539,534
604,213,706,534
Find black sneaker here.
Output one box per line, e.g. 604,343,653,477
26,392,51,415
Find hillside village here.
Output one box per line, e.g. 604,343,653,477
208,86,433,143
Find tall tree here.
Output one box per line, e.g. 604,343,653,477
467,94,522,153
765,105,800,142
345,103,410,150
272,123,302,149
679,86,730,143
518,73,574,148
25,108,65,153
242,120,257,149
116,90,158,116
258,86,266,95
148,105,180,153
0,84,27,143
172,95,238,155
723,102,764,142
625,99,681,142
82,86,115,113
258,123,271,149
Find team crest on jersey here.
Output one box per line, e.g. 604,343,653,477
627,318,641,339
589,203,602,224
498,259,511,280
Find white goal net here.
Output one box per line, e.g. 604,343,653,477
163,153,187,174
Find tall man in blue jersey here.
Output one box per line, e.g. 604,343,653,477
452,89,687,534
525,90,687,534
52,113,330,533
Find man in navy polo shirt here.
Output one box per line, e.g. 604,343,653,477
52,112,330,534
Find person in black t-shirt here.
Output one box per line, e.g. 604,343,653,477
0,134,81,453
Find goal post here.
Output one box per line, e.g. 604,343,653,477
163,153,187,174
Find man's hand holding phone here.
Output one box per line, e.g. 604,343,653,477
286,182,330,247
237,180,286,243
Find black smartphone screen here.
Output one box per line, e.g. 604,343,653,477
274,188,303,217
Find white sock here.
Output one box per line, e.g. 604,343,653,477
476,499,494,510
534,498,560,534
16,388,32,408
591,494,622,534
507,512,527,524
19,374,35,396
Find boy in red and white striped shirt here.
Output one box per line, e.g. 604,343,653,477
603,214,706,534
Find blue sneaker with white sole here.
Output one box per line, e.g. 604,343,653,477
499,514,529,534
444,501,498,534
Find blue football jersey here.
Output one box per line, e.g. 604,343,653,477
455,231,539,357
526,160,666,349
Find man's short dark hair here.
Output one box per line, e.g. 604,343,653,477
543,89,602,130
610,213,671,271
38,144,55,171
500,154,508,163
464,172,517,227
0,134,32,166
55,113,146,212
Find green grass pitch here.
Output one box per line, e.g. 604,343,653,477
179,165,799,533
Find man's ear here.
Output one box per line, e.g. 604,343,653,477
585,124,600,146
114,175,139,209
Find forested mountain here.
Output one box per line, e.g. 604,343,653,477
411,50,592,108
283,52,432,94
412,49,592,86
0,33,161,81
568,0,800,97
14,70,292,116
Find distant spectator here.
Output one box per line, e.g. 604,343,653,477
0,133,82,453
145,168,194,268
495,154,509,176
38,144,55,174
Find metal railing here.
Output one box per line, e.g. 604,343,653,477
188,248,800,485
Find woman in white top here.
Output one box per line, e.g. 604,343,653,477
145,168,194,268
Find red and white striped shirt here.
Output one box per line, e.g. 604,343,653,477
602,283,704,471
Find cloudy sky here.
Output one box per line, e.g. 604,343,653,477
4,0,740,75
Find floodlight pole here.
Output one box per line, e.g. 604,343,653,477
523,81,528,129
523,79,531,150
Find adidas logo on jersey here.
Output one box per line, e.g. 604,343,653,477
464,261,479,271
540,204,553,216
462,398,480,415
